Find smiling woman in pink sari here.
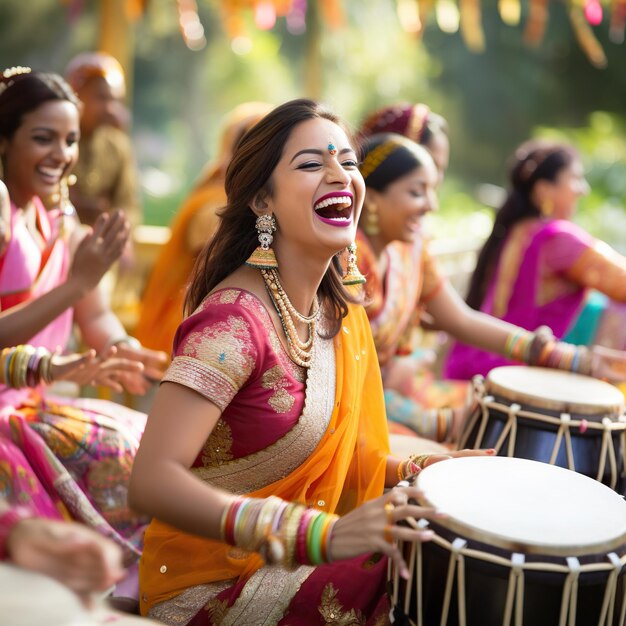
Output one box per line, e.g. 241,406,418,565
0,69,167,567
445,139,626,381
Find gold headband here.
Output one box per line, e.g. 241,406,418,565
360,138,412,180
0,66,31,97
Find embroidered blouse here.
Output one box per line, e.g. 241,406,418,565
162,288,307,465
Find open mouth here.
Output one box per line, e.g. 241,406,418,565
313,194,353,227
37,166,65,186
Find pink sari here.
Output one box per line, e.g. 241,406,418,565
0,198,146,563
445,218,626,380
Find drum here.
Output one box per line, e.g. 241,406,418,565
459,366,626,495
389,456,626,626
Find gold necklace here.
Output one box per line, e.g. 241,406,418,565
261,269,319,368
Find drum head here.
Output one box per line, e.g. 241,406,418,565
416,456,626,556
486,366,625,416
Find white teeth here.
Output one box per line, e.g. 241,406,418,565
38,167,63,179
314,195,352,211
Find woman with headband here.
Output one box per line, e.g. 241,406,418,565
445,139,626,380
356,132,626,442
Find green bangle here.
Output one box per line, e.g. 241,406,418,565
307,512,326,566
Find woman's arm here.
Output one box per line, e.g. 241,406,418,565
565,241,626,302
425,282,518,355
0,213,128,348
128,382,234,537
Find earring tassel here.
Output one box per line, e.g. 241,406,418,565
342,243,366,286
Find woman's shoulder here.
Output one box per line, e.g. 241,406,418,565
173,288,271,361
190,287,270,324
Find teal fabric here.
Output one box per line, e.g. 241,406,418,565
563,290,608,346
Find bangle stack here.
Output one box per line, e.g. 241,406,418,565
504,330,592,376
220,496,339,569
397,453,432,482
0,346,53,388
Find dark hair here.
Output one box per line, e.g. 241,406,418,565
0,71,80,142
420,111,448,150
360,132,434,192
184,98,360,337
466,140,579,310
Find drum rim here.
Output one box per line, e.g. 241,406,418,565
485,366,625,417
414,458,626,557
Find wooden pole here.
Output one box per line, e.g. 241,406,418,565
304,0,322,99
98,0,135,95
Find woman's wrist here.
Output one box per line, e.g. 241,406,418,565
0,506,36,561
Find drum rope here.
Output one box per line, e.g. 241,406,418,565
598,552,622,626
502,553,525,626
465,394,625,489
394,522,626,625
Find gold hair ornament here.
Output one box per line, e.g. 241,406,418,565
0,66,31,97
360,139,407,180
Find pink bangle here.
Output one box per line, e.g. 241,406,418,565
0,505,36,561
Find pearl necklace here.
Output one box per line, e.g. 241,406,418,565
261,268,320,368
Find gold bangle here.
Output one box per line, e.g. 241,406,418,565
409,453,430,469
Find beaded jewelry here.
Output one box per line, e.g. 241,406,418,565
261,268,320,368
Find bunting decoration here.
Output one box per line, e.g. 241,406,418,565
59,0,623,67
395,0,623,67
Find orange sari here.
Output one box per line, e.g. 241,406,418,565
135,103,272,354
139,302,390,622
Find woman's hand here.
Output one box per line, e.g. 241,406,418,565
68,211,129,293
422,447,496,467
109,341,169,395
328,486,441,579
51,346,144,393
6,518,124,607
590,344,626,382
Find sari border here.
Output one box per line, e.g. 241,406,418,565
220,565,315,626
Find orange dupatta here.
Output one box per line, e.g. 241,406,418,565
139,304,390,614
134,182,225,353
135,103,272,353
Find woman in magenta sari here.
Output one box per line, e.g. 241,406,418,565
0,68,167,565
445,139,626,380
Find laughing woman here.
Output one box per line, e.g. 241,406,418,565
128,100,490,625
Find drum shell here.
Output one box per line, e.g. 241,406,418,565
391,518,626,626
460,391,626,496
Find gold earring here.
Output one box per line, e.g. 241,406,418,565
342,242,366,286
245,214,279,269
364,202,379,236
540,198,553,218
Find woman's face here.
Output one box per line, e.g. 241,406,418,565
541,159,590,220
2,100,80,207
369,157,439,246
267,117,364,260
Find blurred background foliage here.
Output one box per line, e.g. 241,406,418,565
0,0,625,249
